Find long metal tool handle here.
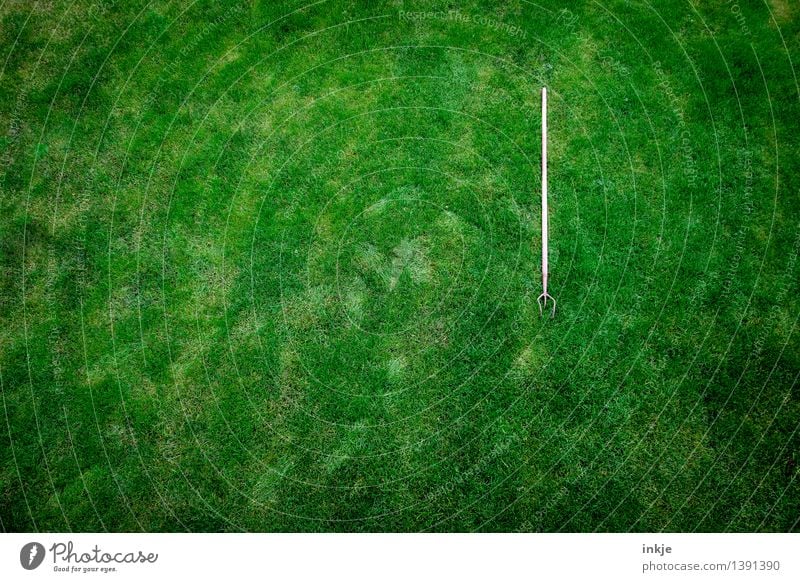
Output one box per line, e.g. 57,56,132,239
537,87,556,317
542,87,548,295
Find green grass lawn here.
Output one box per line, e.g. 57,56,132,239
1,0,798,532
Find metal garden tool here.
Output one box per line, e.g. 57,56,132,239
537,87,556,317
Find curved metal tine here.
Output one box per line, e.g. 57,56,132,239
537,292,557,318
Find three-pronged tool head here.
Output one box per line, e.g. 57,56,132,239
537,291,556,318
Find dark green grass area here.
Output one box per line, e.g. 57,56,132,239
1,0,799,532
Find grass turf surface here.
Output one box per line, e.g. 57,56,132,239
1,0,799,532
